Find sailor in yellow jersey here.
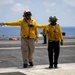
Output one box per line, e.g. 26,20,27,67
37,16,63,68
0,10,38,68
42,28,47,44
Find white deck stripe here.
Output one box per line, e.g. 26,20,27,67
0,45,75,50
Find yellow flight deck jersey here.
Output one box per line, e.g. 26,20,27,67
42,28,47,36
4,18,38,39
37,24,63,42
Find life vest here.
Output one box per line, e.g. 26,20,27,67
48,24,61,41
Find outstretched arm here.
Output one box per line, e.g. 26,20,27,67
36,24,48,28
0,18,23,26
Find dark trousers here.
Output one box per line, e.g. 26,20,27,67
48,41,60,66
43,35,47,44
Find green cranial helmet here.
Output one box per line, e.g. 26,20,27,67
49,16,58,22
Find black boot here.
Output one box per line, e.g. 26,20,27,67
49,66,53,69
29,62,34,66
23,63,27,68
48,64,53,69
54,64,58,68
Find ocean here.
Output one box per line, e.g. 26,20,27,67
0,26,75,37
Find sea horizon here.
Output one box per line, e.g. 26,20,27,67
0,26,75,37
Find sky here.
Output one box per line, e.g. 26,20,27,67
0,0,75,27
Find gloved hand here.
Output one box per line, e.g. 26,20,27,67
35,38,38,43
61,40,63,45
0,23,5,26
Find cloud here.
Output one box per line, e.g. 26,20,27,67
66,9,72,13
0,0,14,5
11,3,29,13
45,9,51,13
44,1,56,7
0,0,14,12
43,1,56,13
43,1,56,14
63,0,75,7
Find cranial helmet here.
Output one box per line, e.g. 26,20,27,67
49,16,58,22
49,16,58,25
23,10,32,17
